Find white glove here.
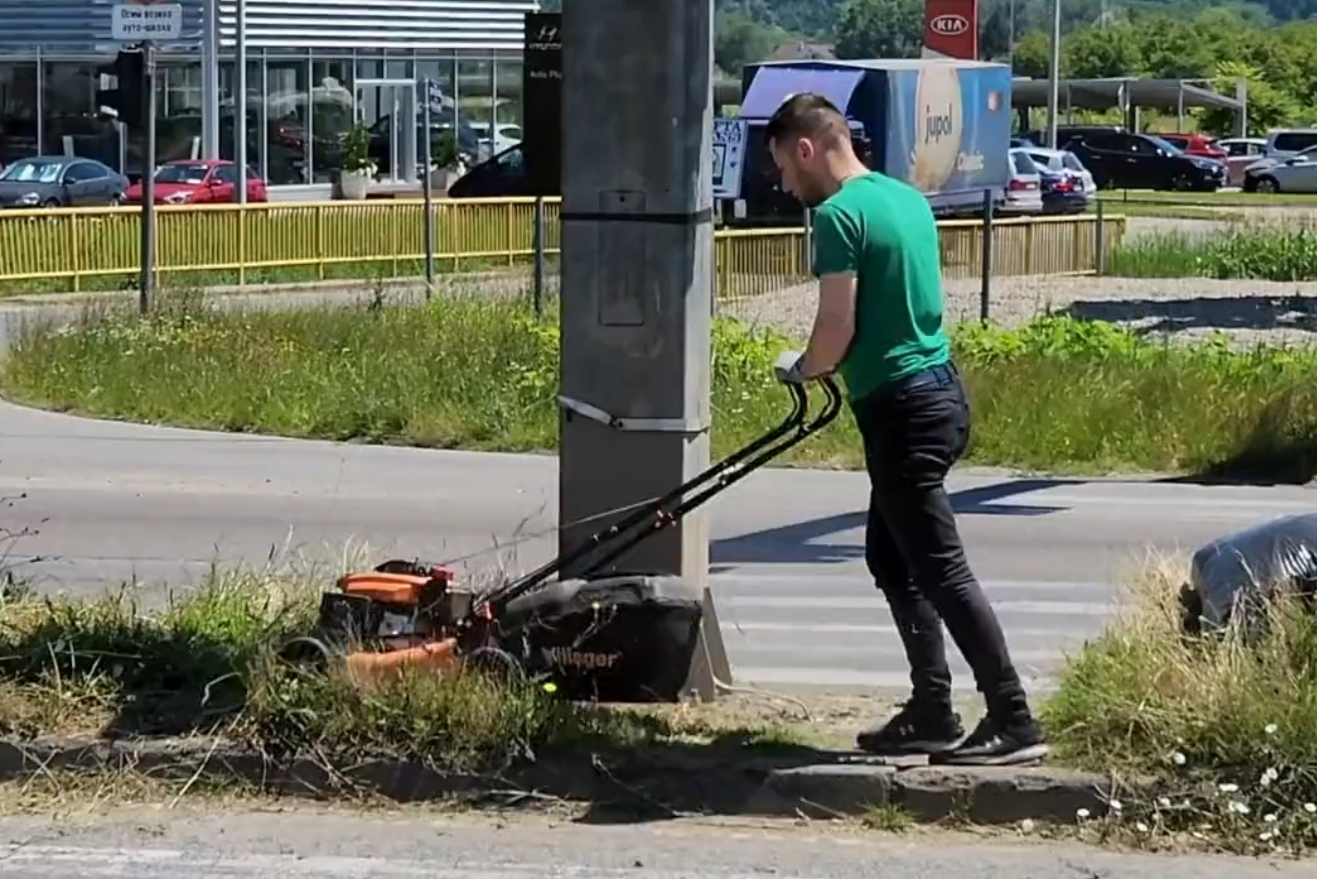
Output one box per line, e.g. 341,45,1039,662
774,350,805,384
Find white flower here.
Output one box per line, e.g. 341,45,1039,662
1218,783,1239,794
1076,807,1091,820
1306,803,1317,814
1019,818,1035,834
1265,723,1279,735
1157,797,1172,809
1261,831,1275,842
1265,813,1278,823
1109,799,1123,813
1230,801,1251,815
1171,751,1187,766
1135,821,1149,833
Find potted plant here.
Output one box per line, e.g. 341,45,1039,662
428,128,463,191
338,123,375,200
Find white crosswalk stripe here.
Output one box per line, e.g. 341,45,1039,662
708,567,1117,695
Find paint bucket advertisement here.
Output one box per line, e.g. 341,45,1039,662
886,62,1011,204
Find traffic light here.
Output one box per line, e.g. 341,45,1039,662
95,48,145,129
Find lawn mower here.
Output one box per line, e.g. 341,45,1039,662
281,372,842,703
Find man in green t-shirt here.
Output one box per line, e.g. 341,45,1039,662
765,92,1047,766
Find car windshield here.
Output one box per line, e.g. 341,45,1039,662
155,164,210,184
1145,135,1184,155
0,160,63,183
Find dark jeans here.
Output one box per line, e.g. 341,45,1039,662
851,361,1031,727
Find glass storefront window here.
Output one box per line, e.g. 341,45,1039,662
265,56,310,185
0,61,38,165
43,62,120,171
156,61,204,164
492,58,523,155
218,59,263,180
310,58,353,184
456,58,493,164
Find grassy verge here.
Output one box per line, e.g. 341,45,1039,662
1108,223,1317,281
0,562,823,776
7,293,1317,481
1090,201,1242,221
1040,557,1317,854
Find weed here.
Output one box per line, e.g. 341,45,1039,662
1107,221,1317,282
1041,555,1317,854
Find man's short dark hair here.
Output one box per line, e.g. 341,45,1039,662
764,93,851,148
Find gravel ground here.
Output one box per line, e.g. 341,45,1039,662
722,275,1317,348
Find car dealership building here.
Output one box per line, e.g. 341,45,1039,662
0,0,538,196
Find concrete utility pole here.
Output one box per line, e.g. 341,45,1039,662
1047,0,1061,148
557,0,728,698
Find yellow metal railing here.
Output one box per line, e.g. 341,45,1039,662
0,197,1125,299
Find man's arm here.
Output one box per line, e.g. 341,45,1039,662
797,205,859,380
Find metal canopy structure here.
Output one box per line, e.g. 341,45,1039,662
1010,76,1245,112
1010,76,1248,137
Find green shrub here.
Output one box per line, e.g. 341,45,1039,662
7,296,1317,479
1108,223,1317,281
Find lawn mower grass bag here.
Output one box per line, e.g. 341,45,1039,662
491,573,705,702
1181,512,1317,637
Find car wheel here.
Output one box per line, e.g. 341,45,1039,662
1255,176,1280,194
42,198,59,208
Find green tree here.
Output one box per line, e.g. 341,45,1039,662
715,10,783,73
1198,60,1300,135
1011,29,1054,78
833,0,923,59
1062,22,1144,76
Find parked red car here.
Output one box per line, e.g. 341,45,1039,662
1150,132,1228,161
125,159,268,205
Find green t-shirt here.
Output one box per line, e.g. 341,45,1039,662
810,171,950,403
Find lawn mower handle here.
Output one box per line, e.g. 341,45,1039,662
479,374,844,614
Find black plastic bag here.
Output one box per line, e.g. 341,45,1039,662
1182,512,1317,636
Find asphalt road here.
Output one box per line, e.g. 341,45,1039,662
0,807,1307,878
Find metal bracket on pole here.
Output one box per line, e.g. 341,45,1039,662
681,585,733,703
559,395,709,435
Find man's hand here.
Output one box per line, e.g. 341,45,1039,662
774,350,805,384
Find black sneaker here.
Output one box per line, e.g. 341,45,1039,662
930,714,1049,766
855,699,965,756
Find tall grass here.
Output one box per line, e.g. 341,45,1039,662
1041,556,1317,853
0,567,664,772
1108,222,1317,281
6,295,1317,479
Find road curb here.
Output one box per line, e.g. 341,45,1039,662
0,736,1130,825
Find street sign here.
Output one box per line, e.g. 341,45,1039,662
712,117,748,200
111,2,183,41
522,11,562,196
424,78,445,116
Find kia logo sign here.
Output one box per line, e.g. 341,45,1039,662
929,13,970,35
